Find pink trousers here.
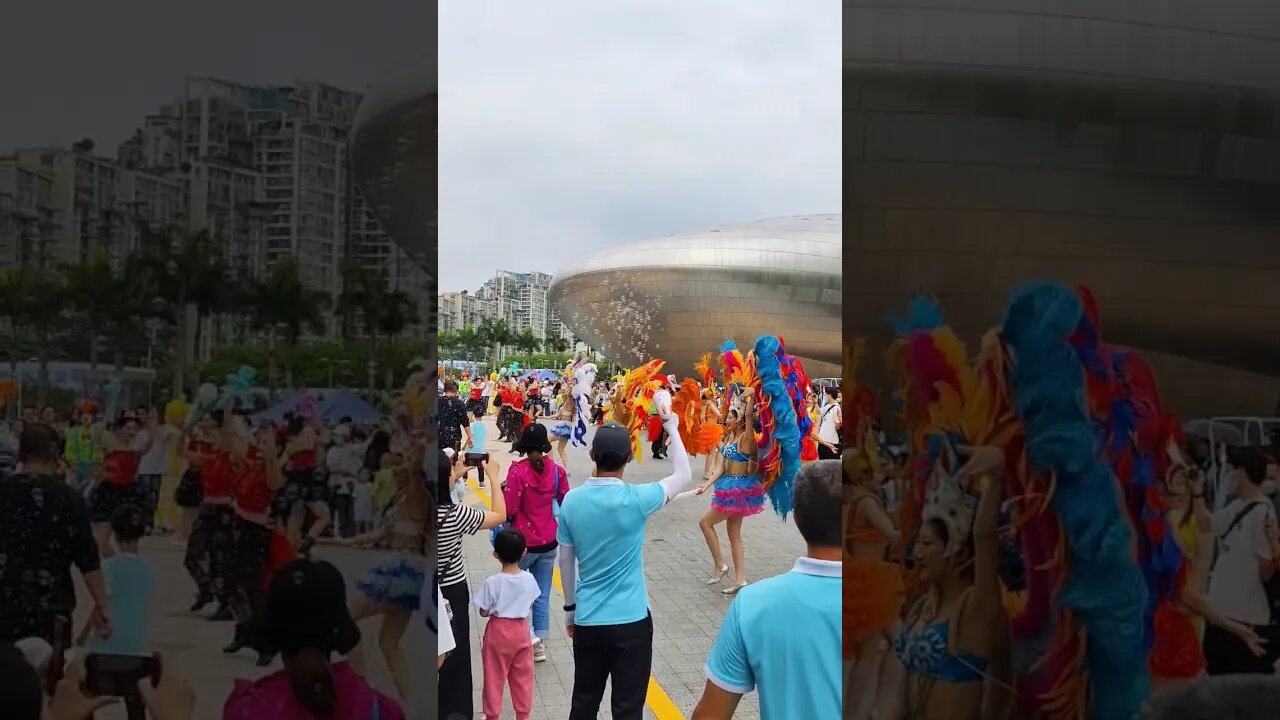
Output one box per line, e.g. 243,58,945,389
481,616,534,720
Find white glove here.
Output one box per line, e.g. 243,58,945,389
654,389,677,431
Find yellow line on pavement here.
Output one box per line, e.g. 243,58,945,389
464,478,688,720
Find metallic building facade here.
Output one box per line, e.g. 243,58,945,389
349,53,435,274
549,215,842,377
847,0,1280,416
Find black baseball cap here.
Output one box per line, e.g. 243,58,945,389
592,422,632,469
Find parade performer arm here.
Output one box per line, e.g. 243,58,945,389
960,445,1005,624
737,389,757,457
332,525,388,548
260,431,285,491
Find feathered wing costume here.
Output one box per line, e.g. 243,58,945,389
886,290,1148,720
611,359,666,462
753,335,807,518
843,338,906,660
1066,287,1197,681
671,377,722,456
999,283,1148,720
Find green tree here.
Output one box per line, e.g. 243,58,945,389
544,334,570,354
138,228,230,397
477,317,512,364
249,258,329,395
513,327,543,360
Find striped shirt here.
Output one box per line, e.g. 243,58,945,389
437,503,486,587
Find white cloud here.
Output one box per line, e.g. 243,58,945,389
439,0,841,292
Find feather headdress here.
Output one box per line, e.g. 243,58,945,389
718,340,757,418
842,338,882,486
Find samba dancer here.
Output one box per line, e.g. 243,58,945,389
326,436,430,703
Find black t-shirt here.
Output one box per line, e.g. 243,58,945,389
0,473,101,642
438,396,469,449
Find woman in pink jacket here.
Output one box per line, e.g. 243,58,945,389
504,423,570,664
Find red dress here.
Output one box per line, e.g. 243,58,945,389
201,450,235,500
101,450,140,486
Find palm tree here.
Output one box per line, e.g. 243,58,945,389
478,317,512,365
335,262,378,341
370,289,417,389
0,270,30,395
60,248,117,397
544,335,570,354
250,258,329,395
139,228,228,397
514,327,543,362
24,270,69,407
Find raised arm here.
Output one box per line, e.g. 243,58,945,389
654,390,693,502
959,445,1005,624
738,389,757,456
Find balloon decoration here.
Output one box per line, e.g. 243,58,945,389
104,376,123,419
404,360,429,427
164,399,189,427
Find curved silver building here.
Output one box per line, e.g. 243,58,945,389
549,215,842,377
847,0,1280,416
349,52,435,271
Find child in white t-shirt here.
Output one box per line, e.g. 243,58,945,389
473,528,541,720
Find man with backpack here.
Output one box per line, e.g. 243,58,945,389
1205,446,1280,675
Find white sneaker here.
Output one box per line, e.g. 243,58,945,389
532,639,547,663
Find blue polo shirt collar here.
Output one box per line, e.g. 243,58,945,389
791,557,841,577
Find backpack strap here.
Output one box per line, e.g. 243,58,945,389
1220,500,1267,540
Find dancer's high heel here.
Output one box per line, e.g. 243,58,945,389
721,581,748,595
706,565,730,585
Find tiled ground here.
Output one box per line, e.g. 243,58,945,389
71,532,430,719
455,417,807,719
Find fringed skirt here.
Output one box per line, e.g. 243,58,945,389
711,473,765,517
844,556,904,658
550,421,572,440
357,552,428,611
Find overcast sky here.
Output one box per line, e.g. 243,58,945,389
439,1,841,293
0,0,429,151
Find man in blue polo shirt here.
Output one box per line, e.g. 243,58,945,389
693,459,842,720
557,390,691,720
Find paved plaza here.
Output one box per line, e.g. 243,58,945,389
70,531,431,719
455,417,807,719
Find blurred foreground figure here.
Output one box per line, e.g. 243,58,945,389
1143,674,1280,720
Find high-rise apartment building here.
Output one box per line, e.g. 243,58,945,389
120,75,426,341
12,145,182,267
438,290,497,333
458,269,577,345
0,157,56,267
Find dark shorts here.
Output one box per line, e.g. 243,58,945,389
275,468,329,513
90,482,144,524
175,469,204,508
